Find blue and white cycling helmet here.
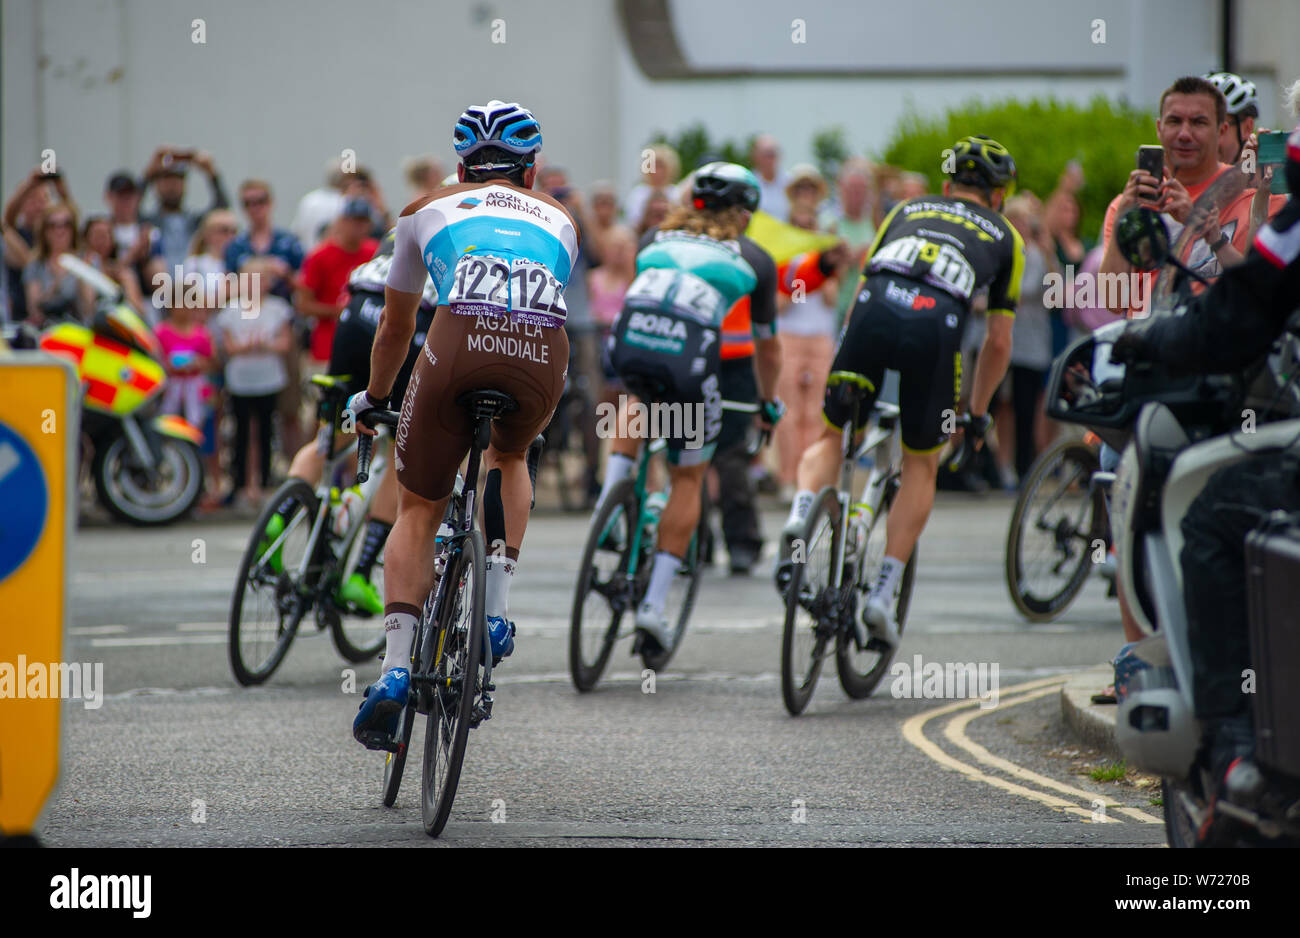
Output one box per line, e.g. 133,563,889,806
453,100,542,171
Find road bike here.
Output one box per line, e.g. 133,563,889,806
568,437,713,692
1004,430,1115,621
227,375,387,685
362,390,535,837
774,371,921,716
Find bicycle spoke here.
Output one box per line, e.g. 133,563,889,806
230,480,317,685
1006,442,1101,620
570,480,638,690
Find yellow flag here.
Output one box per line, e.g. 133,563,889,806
745,211,840,266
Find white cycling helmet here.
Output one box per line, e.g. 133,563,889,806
1204,72,1260,117
453,100,542,170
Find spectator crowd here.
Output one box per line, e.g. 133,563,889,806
2,72,1295,523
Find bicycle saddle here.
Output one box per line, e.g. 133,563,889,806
456,389,518,417
826,370,875,405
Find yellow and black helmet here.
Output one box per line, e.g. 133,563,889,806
950,135,1017,190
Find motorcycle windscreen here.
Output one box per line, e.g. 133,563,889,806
96,302,162,360
39,322,165,415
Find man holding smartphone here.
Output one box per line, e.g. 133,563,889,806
141,145,230,272
1095,75,1290,698
1097,75,1278,314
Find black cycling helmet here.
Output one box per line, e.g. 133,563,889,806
949,135,1017,191
691,162,761,212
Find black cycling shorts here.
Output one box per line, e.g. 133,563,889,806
608,305,722,466
823,274,965,453
327,290,435,407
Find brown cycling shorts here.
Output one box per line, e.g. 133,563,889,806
394,307,569,501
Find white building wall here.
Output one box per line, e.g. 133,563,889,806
3,0,620,227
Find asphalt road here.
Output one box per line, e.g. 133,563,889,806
37,490,1166,847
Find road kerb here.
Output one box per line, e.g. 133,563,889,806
1060,664,1122,760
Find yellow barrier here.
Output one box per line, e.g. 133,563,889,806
0,353,78,837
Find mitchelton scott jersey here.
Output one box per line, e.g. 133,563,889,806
386,181,579,328
865,195,1024,323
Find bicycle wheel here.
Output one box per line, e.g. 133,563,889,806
421,527,486,837
837,478,917,699
381,588,434,807
331,530,386,663
781,486,841,716
641,485,709,673
1005,439,1103,621
569,479,639,691
228,478,316,686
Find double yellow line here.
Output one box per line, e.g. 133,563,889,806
900,675,1162,824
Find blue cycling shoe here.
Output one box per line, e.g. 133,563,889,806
352,668,409,750
487,615,516,666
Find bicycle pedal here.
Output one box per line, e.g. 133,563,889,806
469,699,493,728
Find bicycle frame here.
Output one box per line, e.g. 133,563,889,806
257,432,386,589
620,438,669,582
411,405,494,708
245,405,389,654
604,389,754,586
831,399,903,591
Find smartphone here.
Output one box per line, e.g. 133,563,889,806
1135,145,1164,205
1257,131,1290,194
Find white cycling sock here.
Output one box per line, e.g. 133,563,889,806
640,551,682,616
873,556,906,598
382,610,419,673
485,554,516,620
595,453,635,511
786,489,816,529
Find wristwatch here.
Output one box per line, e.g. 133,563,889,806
1208,232,1230,253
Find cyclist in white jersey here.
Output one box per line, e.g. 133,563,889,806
349,101,579,748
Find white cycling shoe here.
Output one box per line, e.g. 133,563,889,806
861,588,901,651
635,603,674,652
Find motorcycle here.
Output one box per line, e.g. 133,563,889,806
1045,174,1300,847
4,255,205,525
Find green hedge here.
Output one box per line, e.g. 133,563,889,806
879,96,1156,242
